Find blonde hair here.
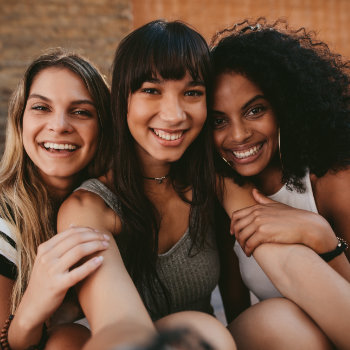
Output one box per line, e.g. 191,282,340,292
0,48,112,312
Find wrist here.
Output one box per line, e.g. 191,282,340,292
319,236,349,262
8,314,44,350
305,221,338,254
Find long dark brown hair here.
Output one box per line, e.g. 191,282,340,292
110,20,216,316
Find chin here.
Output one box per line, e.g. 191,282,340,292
233,165,262,178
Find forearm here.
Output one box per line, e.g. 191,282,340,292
78,234,155,335
7,291,45,350
253,243,350,350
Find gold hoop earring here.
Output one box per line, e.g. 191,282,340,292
221,156,233,169
278,128,284,171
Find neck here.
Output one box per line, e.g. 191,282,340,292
42,175,80,204
252,154,284,195
137,152,171,180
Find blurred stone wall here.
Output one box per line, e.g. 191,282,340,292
133,0,350,56
0,0,132,153
1,0,349,154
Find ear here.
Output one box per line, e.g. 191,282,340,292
252,188,275,204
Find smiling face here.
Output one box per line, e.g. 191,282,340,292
212,72,278,177
127,72,207,170
22,67,99,190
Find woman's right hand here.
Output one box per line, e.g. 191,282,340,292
8,225,109,349
231,189,338,257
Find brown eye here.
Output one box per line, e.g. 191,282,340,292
246,105,267,118
32,105,50,112
213,116,227,129
140,88,160,95
72,109,92,117
184,89,204,97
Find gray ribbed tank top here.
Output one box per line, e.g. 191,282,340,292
76,179,220,321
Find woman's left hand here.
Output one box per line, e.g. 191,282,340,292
231,188,338,256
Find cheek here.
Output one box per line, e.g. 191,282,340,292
22,118,35,152
212,132,221,149
212,127,229,150
192,103,207,127
86,125,99,151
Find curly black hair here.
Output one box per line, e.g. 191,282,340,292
210,18,350,190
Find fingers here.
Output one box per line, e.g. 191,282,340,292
230,205,259,235
38,227,110,260
37,226,90,253
58,239,109,272
252,188,275,204
231,205,272,256
65,255,104,287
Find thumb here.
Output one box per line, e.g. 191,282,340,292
252,188,275,204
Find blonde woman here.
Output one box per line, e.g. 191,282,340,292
0,49,112,349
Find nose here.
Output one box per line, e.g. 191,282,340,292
159,95,186,125
48,111,73,133
230,119,252,143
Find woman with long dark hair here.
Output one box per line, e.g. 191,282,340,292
57,20,254,349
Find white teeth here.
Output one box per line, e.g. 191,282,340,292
232,144,263,159
43,142,77,150
153,129,183,141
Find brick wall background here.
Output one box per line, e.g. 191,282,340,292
0,0,131,153
1,0,349,154
132,0,350,59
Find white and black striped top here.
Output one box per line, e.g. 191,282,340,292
0,218,18,280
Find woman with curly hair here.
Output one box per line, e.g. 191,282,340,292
0,49,113,349
210,18,350,349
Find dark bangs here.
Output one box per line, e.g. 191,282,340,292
126,20,211,92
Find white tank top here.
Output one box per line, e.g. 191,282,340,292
234,171,318,301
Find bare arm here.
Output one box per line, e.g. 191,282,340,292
214,202,250,323
219,177,256,215
57,190,155,336
0,275,14,326
314,168,350,260
253,243,350,350
231,185,350,282
7,225,109,350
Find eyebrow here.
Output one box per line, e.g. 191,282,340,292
28,94,51,102
27,94,95,106
241,95,266,110
211,94,266,115
188,80,205,87
143,78,205,87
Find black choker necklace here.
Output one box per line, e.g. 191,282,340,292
143,174,169,184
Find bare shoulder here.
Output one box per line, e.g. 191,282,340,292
312,167,350,212
312,167,350,240
58,189,121,235
221,176,256,214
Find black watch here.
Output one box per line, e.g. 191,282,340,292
319,236,349,262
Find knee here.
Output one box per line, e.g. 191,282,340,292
229,298,332,350
156,311,236,350
45,323,91,350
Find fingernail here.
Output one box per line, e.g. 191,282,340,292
93,256,104,264
102,241,110,247
103,234,110,241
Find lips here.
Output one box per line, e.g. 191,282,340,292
151,128,185,141
40,142,78,152
230,143,263,159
